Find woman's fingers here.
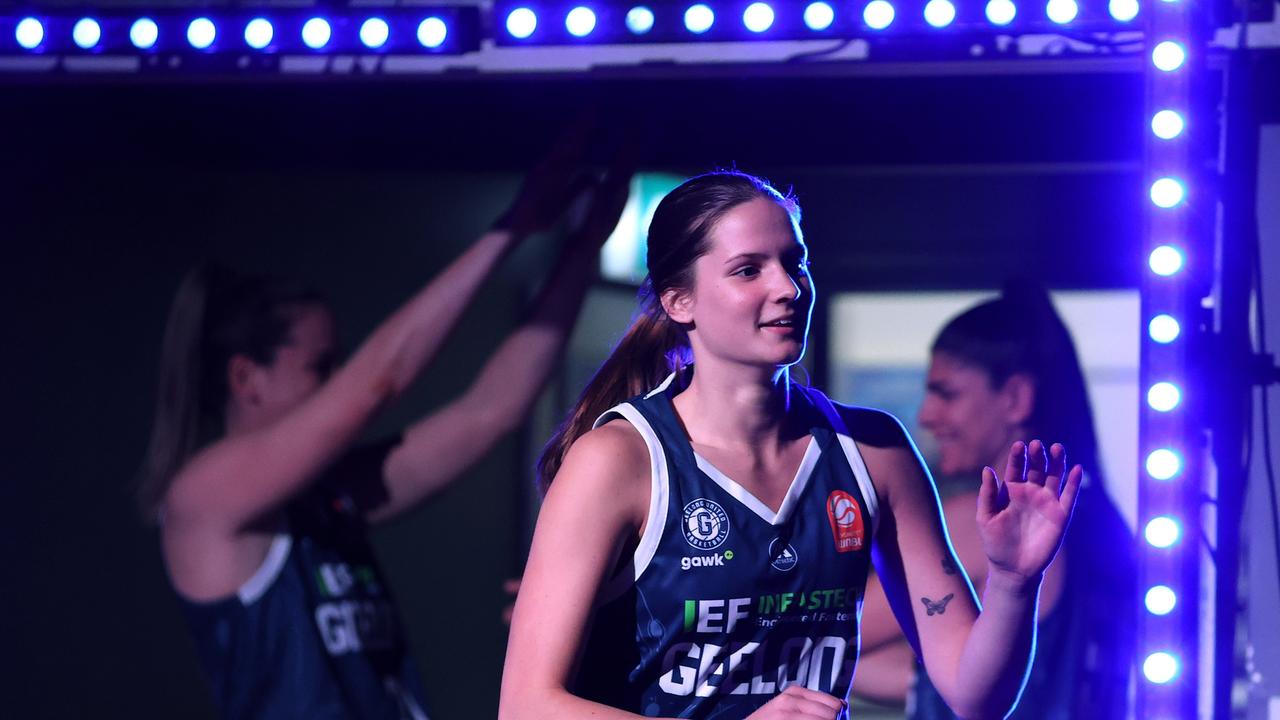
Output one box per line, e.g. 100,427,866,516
1045,443,1067,496
1060,464,1084,515
1003,440,1027,485
977,465,1001,522
1024,439,1048,486
780,685,845,718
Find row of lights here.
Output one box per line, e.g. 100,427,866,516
4,12,476,53
5,1,1152,54
1137,0,1197,704
496,0,1143,43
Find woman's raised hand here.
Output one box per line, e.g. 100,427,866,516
976,440,1083,586
498,113,597,237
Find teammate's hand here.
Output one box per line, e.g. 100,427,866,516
497,111,596,237
745,686,847,719
567,151,635,254
977,439,1083,587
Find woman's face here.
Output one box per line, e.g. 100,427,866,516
674,197,814,370
253,304,338,424
917,351,1021,477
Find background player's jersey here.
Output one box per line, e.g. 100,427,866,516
177,443,429,720
574,374,879,719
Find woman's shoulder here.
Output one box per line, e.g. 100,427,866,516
557,419,652,490
546,419,652,528
811,392,914,450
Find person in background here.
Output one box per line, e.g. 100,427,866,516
853,280,1135,720
137,134,633,719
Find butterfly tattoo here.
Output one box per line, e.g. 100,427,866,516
921,593,955,616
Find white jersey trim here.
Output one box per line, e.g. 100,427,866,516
810,392,881,540
692,437,820,527
593,401,670,600
238,532,293,605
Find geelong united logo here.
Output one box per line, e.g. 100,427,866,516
826,490,866,553
682,498,730,550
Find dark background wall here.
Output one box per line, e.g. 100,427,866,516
1,68,1149,718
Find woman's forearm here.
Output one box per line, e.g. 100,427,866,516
948,570,1040,719
339,229,519,405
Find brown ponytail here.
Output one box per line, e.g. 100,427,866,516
534,170,800,493
535,284,690,492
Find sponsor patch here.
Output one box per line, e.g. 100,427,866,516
825,490,865,553
769,538,798,572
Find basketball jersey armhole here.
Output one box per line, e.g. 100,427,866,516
808,391,881,540
237,532,293,605
592,402,670,602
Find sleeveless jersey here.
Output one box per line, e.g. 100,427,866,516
177,443,429,720
574,375,880,719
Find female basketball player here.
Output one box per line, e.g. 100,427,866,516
137,145,632,719
499,171,1084,720
852,283,1135,719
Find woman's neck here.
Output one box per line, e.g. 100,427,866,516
673,358,799,454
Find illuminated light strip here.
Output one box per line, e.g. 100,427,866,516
0,9,481,55
486,0,1150,45
1137,0,1204,712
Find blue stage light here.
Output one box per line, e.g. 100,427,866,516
1109,0,1140,21
15,17,44,49
244,18,274,50
804,2,836,30
1147,384,1182,414
130,18,159,49
73,18,102,49
187,18,217,50
1149,314,1181,344
985,0,1017,25
685,4,715,33
1046,0,1079,24
626,6,656,33
743,2,776,32
418,17,448,47
1149,245,1185,276
1152,40,1186,71
1144,585,1177,615
1151,110,1185,140
1145,516,1181,548
507,8,538,38
565,6,598,36
1145,448,1182,479
1150,178,1186,209
1143,652,1179,684
301,17,332,49
864,0,896,29
360,18,390,48
924,0,957,26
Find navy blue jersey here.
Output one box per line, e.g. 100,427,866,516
575,375,880,719
177,442,429,720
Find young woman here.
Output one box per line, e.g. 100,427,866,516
500,172,1084,720
137,151,632,719
852,282,1136,719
